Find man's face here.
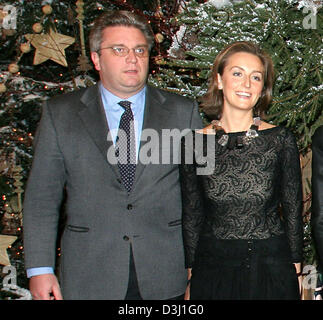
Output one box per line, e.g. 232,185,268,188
91,26,150,99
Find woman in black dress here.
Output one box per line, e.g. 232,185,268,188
180,41,303,300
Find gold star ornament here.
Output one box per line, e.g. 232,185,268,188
0,235,17,266
25,28,75,67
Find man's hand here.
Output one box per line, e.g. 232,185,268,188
29,274,63,300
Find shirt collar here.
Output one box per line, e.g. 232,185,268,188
100,83,146,115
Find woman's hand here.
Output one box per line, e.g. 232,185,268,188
184,268,192,300
294,262,303,298
184,282,190,300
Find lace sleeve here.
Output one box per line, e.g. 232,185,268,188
179,131,205,268
311,126,323,271
280,129,303,262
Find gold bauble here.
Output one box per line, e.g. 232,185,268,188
42,4,53,15
20,42,31,53
155,55,165,65
8,63,19,74
0,83,7,93
32,23,43,33
155,33,164,43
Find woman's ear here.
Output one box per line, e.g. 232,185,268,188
217,73,223,90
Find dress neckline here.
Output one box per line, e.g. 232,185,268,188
196,125,279,136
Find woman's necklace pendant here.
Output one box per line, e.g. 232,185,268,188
212,117,261,149
218,134,229,147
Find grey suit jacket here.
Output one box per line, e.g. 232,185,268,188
23,83,202,299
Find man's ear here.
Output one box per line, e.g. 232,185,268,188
91,51,101,71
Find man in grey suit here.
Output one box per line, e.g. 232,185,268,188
23,10,202,299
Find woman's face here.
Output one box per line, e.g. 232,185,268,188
217,52,264,113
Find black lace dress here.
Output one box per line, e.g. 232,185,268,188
179,126,303,300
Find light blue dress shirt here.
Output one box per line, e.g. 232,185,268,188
26,84,146,278
100,83,146,158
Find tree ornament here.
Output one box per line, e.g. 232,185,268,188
0,155,10,172
0,235,17,266
24,28,75,67
2,29,16,37
0,8,16,37
75,0,91,72
32,23,43,33
12,165,24,220
0,8,7,30
8,63,19,74
67,7,75,25
1,210,19,235
155,33,164,43
20,42,31,53
0,8,6,21
42,4,53,15
155,55,166,65
0,83,7,93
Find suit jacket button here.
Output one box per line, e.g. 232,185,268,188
123,235,129,241
127,204,133,210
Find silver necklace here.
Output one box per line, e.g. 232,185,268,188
212,117,261,148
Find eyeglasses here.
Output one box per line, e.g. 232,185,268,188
99,46,149,58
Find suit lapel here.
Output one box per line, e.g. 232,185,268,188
133,86,168,187
77,84,171,191
78,83,120,178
